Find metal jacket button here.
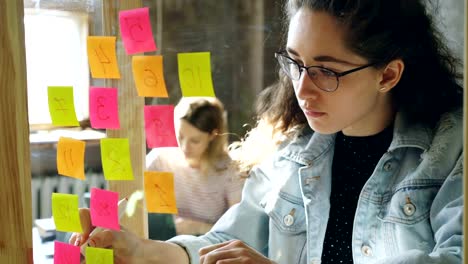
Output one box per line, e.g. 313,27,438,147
361,245,373,257
283,208,295,226
403,196,416,216
383,162,393,171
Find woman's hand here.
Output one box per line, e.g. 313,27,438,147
68,208,95,247
199,240,275,264
68,208,143,263
68,208,190,264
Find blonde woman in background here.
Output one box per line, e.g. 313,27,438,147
146,97,244,235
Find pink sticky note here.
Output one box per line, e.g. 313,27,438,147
90,188,120,230
54,241,80,264
89,87,120,129
119,7,157,54
144,105,178,148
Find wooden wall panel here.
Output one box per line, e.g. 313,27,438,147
102,0,148,238
0,1,33,263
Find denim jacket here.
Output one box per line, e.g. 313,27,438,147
169,109,463,264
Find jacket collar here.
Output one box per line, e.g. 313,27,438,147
279,111,433,166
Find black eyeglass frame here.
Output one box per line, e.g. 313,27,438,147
275,51,377,92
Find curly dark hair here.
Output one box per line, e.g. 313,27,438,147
266,0,462,134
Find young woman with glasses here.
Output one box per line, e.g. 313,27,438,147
71,0,463,263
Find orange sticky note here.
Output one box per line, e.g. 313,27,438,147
144,171,178,214
48,86,80,127
85,247,114,264
57,137,86,180
177,52,215,97
87,36,121,79
100,138,134,180
52,193,83,233
132,55,168,97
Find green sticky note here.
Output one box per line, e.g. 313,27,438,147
100,138,134,180
47,86,80,126
86,247,114,264
51,193,82,233
177,52,215,97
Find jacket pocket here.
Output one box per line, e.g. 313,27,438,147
262,191,306,234
377,183,439,225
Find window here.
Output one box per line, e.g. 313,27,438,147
24,9,89,127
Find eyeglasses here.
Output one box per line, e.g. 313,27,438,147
275,52,376,92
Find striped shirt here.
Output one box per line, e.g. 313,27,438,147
146,147,244,223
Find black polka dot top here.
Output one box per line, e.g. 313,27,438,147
321,124,394,264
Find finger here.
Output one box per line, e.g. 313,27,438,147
88,229,115,248
201,258,244,264
200,248,244,264
78,208,94,237
69,233,81,246
199,240,236,256
213,258,243,264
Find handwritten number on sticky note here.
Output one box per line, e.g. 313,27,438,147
97,96,110,120
56,201,71,220
54,97,69,114
183,66,202,91
154,183,171,207
98,201,111,216
144,69,158,87
125,17,144,42
94,44,111,75
108,148,125,174
63,148,74,169
152,117,169,137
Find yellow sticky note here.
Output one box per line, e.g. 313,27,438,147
52,193,83,233
57,137,86,180
177,52,215,97
48,86,79,127
87,36,121,79
85,247,113,264
132,55,169,97
144,171,178,214
100,138,134,180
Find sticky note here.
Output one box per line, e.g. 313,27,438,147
57,137,86,180
90,188,120,230
100,138,134,180
48,86,79,127
85,247,114,264
52,193,82,233
132,55,168,97
144,171,177,214
144,105,178,148
54,241,80,264
87,36,121,79
89,87,120,129
177,52,215,97
119,7,157,54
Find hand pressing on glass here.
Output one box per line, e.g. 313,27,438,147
199,240,277,264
